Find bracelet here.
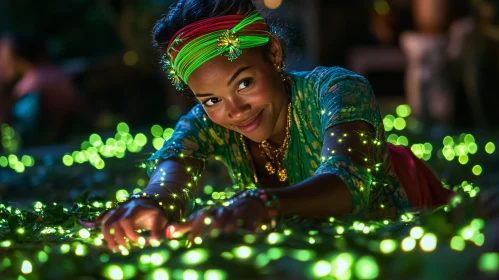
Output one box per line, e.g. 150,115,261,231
228,189,280,230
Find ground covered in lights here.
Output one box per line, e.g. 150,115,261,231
1,105,499,280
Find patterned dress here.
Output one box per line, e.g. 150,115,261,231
148,66,414,220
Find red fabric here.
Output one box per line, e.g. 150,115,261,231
388,144,456,210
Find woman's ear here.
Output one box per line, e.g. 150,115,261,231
266,34,283,65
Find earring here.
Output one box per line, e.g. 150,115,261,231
274,61,286,72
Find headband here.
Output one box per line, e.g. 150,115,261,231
160,10,271,90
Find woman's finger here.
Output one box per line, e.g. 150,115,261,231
150,214,167,243
221,208,240,235
102,211,120,249
208,207,231,237
119,218,139,243
187,212,213,242
111,222,128,249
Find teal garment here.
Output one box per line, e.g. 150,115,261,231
148,66,414,220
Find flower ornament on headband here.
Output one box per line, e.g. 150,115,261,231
160,10,271,90
217,30,242,61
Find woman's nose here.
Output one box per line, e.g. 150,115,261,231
227,97,250,120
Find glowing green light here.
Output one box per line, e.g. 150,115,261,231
153,138,165,150
267,248,283,260
75,244,87,256
37,251,48,263
314,260,332,277
89,134,103,146
393,117,406,130
478,253,499,272
163,128,174,140
21,260,32,274
380,239,397,254
472,165,482,176
420,233,437,252
235,246,252,258
203,185,214,195
183,269,198,280
292,250,314,262
464,134,475,144
244,234,256,244
395,104,411,118
410,227,424,239
0,156,7,167
60,244,70,254
471,218,485,230
17,228,25,234
183,249,208,265
337,226,345,234
134,133,148,146
151,253,165,266
79,229,91,239
204,269,226,280
21,155,34,167
267,232,282,244
15,162,25,173
117,122,130,133
401,237,416,251
396,136,409,146
151,125,164,138
450,236,465,251
153,268,169,280
104,265,123,280
115,189,129,202
458,155,469,165
485,142,495,154
355,256,379,279
61,154,74,166
0,240,12,247
443,136,454,146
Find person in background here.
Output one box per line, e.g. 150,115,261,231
0,33,84,146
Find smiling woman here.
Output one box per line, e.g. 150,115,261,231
97,0,456,249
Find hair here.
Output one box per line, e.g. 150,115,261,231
152,0,288,96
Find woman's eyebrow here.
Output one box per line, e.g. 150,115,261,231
227,65,252,86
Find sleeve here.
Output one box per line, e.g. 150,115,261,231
146,104,224,176
318,72,378,137
314,69,381,216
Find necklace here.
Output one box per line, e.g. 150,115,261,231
258,101,292,182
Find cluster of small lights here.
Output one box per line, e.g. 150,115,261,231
151,125,174,150
1,123,21,153
0,154,35,173
61,122,148,169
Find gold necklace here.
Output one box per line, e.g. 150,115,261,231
258,101,292,182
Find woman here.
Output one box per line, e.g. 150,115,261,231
99,0,454,250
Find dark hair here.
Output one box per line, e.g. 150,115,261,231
152,0,288,95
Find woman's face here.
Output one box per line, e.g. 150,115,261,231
187,41,288,143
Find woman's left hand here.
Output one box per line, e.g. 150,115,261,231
167,198,269,242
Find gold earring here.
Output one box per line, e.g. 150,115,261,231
274,61,285,72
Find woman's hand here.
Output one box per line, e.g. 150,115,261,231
168,198,269,242
97,198,168,250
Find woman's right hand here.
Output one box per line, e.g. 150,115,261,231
97,198,168,250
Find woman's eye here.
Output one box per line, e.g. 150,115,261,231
238,78,252,91
203,98,220,107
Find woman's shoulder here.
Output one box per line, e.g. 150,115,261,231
289,66,367,85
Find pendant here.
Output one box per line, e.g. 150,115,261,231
265,162,276,175
277,167,287,182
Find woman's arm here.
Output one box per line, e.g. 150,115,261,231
140,156,204,220
268,120,374,218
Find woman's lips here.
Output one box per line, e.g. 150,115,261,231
237,110,263,133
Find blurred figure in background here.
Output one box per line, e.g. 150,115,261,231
0,33,86,146
447,0,499,128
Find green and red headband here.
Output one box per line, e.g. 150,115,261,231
160,10,271,90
